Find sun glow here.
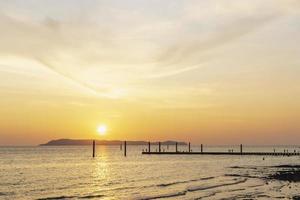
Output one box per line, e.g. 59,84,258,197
97,124,107,136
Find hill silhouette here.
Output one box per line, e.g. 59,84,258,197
40,139,187,146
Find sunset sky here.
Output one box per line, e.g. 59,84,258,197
0,0,300,145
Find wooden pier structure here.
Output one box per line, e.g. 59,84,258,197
142,143,300,157
142,151,300,156
91,141,300,157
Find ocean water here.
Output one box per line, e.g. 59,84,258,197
0,145,299,200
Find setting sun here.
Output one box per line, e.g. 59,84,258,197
97,125,107,136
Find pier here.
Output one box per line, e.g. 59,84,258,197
141,143,300,156
142,151,300,156
91,141,300,157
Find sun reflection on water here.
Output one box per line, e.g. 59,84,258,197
93,146,111,182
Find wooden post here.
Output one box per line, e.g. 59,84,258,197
148,141,151,152
201,144,203,153
240,144,243,155
92,140,95,157
175,142,178,152
159,142,161,153
120,143,122,151
188,142,191,152
124,141,127,157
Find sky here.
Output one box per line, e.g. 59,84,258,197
0,0,300,145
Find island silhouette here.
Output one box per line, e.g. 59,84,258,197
40,139,187,146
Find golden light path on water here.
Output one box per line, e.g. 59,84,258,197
94,147,110,182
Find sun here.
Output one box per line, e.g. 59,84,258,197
97,124,107,136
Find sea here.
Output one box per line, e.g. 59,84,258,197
0,145,299,199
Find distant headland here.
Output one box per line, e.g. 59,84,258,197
40,139,187,146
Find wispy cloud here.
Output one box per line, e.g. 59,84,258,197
146,64,202,79
0,0,299,102
1,0,300,144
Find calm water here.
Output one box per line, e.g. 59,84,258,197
0,145,300,199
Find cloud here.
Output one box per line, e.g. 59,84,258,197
0,13,128,98
146,64,202,79
0,0,299,102
156,13,281,66
0,64,39,77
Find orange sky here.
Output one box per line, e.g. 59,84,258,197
0,0,300,145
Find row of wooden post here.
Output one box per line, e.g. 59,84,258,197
143,143,241,154
93,141,197,157
146,142,200,153
93,141,206,157
92,141,244,157
93,140,128,157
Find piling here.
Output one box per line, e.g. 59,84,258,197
92,140,95,157
120,143,122,151
124,141,127,157
159,142,161,153
188,142,191,152
148,141,151,152
201,144,203,153
175,142,178,152
240,144,243,155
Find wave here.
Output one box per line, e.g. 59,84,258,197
139,178,248,200
0,192,15,196
194,191,219,200
227,188,246,192
79,194,105,199
187,178,247,192
225,173,260,179
220,191,266,200
229,166,257,170
157,176,214,187
139,191,187,200
272,165,300,168
92,176,215,195
36,195,77,200
195,187,247,200
36,194,105,200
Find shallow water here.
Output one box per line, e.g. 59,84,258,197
0,145,299,199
